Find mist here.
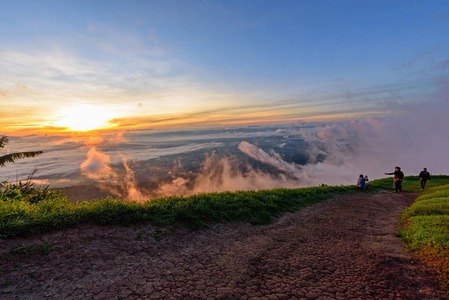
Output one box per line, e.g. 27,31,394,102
80,147,147,201
77,83,449,201
3,83,448,201
298,82,449,184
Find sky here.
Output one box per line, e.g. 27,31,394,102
1,0,449,134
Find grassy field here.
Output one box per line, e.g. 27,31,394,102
397,175,449,288
369,175,449,193
2,175,449,288
0,181,359,238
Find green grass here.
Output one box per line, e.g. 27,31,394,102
2,176,448,239
368,175,449,193
398,175,449,287
0,183,358,238
3,175,449,288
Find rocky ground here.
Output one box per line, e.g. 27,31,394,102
1,191,447,299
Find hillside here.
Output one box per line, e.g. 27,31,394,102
1,185,448,299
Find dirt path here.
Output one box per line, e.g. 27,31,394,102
1,191,447,299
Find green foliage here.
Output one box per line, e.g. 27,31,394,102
367,175,449,194
0,136,9,150
1,173,449,284
400,180,449,250
402,198,449,218
414,189,449,201
1,181,63,204
0,183,357,238
398,176,449,286
368,177,397,190
0,186,81,238
0,151,44,167
2,175,446,241
401,215,449,250
0,135,43,167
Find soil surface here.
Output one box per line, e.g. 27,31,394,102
1,191,447,299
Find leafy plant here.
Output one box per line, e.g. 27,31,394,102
1,181,63,204
0,135,43,167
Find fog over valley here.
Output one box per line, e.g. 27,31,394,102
2,88,449,202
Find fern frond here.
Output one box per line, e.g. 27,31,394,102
0,151,43,167
0,136,8,149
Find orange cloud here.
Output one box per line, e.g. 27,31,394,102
15,83,28,91
80,147,113,179
0,89,7,98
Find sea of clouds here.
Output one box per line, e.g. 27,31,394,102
2,83,448,201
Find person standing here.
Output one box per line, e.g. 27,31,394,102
419,168,431,190
385,166,404,192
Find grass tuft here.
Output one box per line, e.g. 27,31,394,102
10,243,36,254
40,241,54,255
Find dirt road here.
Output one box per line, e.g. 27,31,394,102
1,191,447,299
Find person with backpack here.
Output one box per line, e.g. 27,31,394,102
419,168,431,190
385,166,404,193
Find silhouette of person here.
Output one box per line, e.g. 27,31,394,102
419,168,431,190
385,166,404,192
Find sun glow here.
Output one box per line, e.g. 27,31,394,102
54,105,117,132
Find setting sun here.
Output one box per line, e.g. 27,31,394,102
54,105,117,132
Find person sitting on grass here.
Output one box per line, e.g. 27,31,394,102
356,174,370,188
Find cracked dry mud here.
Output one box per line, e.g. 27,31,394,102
1,191,447,299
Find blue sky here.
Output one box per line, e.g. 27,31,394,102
1,0,448,133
